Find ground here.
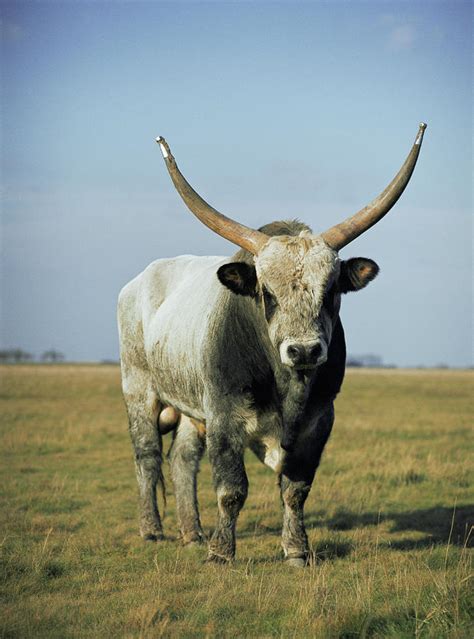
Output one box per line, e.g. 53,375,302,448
0,365,472,638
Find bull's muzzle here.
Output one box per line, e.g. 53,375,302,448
281,340,328,370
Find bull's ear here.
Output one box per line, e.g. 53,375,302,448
339,258,379,293
217,262,257,297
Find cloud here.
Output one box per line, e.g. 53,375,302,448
378,13,418,51
0,19,26,42
389,24,417,50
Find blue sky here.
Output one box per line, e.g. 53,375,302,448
1,1,472,366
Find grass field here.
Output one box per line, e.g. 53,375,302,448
0,365,472,638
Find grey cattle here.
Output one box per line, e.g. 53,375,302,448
118,124,426,565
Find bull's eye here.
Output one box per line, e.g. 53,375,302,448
262,286,277,322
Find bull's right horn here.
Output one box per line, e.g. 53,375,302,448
156,137,269,255
321,123,427,250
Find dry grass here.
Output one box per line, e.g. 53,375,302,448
0,365,472,638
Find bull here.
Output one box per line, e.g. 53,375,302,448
118,123,426,565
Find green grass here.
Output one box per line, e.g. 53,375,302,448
0,365,472,638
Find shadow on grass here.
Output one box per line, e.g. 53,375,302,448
209,505,471,564
326,504,473,547
339,610,416,639
312,538,353,561
247,538,353,564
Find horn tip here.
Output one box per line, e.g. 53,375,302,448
415,122,427,145
155,136,170,159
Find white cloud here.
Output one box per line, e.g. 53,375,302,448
389,24,417,51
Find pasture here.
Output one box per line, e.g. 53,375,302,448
0,365,472,638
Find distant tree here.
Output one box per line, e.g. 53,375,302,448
346,353,383,368
41,349,65,363
360,354,383,367
346,356,363,367
0,349,34,363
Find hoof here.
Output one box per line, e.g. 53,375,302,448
206,553,232,565
286,557,307,568
142,533,165,542
141,529,165,542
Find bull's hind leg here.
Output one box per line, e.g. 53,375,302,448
169,416,206,545
123,378,165,541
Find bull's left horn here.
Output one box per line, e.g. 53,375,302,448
156,137,269,255
321,123,427,251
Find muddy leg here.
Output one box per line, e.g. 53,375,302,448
207,430,248,563
280,407,334,565
280,475,311,565
126,390,165,541
169,416,206,544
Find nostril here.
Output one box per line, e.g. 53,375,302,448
287,344,303,363
309,343,322,361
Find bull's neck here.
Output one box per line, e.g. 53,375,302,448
249,296,315,400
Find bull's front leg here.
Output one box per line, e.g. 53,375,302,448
280,406,335,566
280,474,311,566
206,426,248,563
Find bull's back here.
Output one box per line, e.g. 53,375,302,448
118,255,227,417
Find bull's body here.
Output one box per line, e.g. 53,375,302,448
120,254,227,425
118,126,426,564
118,222,345,562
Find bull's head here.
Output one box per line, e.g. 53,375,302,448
157,124,426,370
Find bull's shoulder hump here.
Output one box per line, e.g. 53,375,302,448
120,255,229,323
120,255,226,295
141,255,227,294
144,254,225,278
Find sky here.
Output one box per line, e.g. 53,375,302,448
1,1,472,367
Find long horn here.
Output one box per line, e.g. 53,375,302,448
156,137,269,255
321,123,427,250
